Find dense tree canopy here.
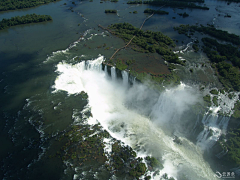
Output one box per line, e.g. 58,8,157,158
105,10,117,13
174,24,240,45
144,8,169,15
109,23,183,65
0,0,58,11
0,14,52,30
127,0,208,9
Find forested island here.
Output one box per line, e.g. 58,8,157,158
0,0,59,11
109,23,181,65
0,14,52,30
174,24,240,92
144,8,169,15
127,0,209,10
105,10,117,13
100,22,181,86
174,24,240,45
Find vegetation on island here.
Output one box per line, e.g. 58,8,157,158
109,23,183,65
127,0,209,10
214,62,240,91
105,9,117,13
0,14,52,30
174,24,240,45
144,8,169,15
223,0,240,2
0,0,58,11
174,24,240,91
192,43,199,52
201,37,240,67
201,37,240,91
109,58,180,87
100,22,181,87
178,12,189,17
217,126,240,166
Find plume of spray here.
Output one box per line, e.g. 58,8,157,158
53,56,217,180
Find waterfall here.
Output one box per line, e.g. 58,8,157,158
53,57,218,180
129,75,136,85
86,59,102,71
121,70,128,88
104,65,107,76
197,114,230,151
111,67,116,81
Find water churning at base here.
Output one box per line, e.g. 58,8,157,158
53,56,223,179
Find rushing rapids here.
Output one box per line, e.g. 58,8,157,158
52,55,236,179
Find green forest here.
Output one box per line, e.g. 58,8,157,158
127,0,209,10
0,0,59,11
174,24,240,45
109,23,182,65
144,8,169,15
174,24,240,91
0,14,52,30
105,10,117,13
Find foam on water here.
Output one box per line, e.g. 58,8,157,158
53,56,218,179
44,29,92,63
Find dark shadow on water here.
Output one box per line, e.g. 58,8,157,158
0,51,55,112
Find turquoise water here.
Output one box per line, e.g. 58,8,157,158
0,0,240,179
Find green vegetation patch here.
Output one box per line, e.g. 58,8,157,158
174,24,240,45
202,37,240,68
212,96,218,106
203,94,211,106
216,61,240,91
116,59,128,70
220,127,240,166
127,0,208,9
145,156,163,169
174,24,240,91
80,91,88,99
129,162,147,178
202,38,240,91
144,8,169,15
178,12,189,17
105,9,117,13
233,101,240,119
210,89,219,95
109,23,184,65
0,14,52,30
129,69,180,88
192,43,199,52
0,0,59,11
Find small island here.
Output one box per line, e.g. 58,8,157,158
127,0,209,10
0,0,59,11
105,9,117,13
144,8,169,15
0,14,53,30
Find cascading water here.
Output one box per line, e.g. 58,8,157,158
197,114,230,151
111,67,116,81
122,70,129,87
104,65,107,75
53,55,220,180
